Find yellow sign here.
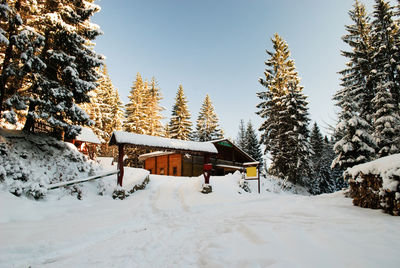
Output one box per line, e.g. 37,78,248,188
246,166,257,178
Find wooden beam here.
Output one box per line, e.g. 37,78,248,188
117,144,124,186
47,170,119,190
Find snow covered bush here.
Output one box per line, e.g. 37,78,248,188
0,129,101,199
112,175,150,200
345,154,400,216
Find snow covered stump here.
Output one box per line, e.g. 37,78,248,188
345,154,400,216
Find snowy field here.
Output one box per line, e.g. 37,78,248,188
1,172,400,268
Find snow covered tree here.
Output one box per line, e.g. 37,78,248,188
244,120,262,162
81,65,124,142
194,94,223,142
372,81,400,157
22,0,104,137
371,0,400,108
310,123,345,194
310,122,324,161
280,83,312,185
340,0,376,122
236,119,247,150
0,0,45,124
257,34,311,185
169,85,192,140
124,73,148,134
333,0,377,170
146,77,164,136
332,86,376,170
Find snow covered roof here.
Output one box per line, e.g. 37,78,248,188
211,138,256,162
109,131,218,154
138,151,175,161
75,127,101,144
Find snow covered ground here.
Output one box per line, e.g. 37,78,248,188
1,171,400,267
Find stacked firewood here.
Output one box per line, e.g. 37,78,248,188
347,173,400,216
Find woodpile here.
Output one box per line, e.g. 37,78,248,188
347,173,400,216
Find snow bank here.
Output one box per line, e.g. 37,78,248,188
0,128,101,198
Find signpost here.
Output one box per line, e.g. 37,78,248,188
243,162,260,193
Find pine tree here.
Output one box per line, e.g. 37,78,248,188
195,94,223,142
332,1,377,170
280,83,312,185
310,123,345,194
124,73,148,134
244,120,262,162
257,34,311,185
81,65,124,142
22,0,104,137
371,0,400,108
372,81,400,157
169,85,192,140
146,77,164,136
332,87,376,169
0,0,45,124
236,119,247,150
310,122,324,160
340,0,376,122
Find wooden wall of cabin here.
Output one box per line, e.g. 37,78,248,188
182,155,203,177
144,154,182,176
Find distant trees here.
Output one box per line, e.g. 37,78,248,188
236,120,262,162
257,33,312,186
169,85,192,140
310,123,345,194
194,94,223,141
333,0,400,169
81,65,124,142
0,0,104,137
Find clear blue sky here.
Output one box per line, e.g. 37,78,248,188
92,0,381,139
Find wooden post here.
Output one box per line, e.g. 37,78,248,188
167,154,170,175
257,164,260,194
117,144,125,186
203,153,211,184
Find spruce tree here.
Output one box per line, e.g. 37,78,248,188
146,77,164,136
195,94,223,142
257,34,311,185
310,123,344,194
280,83,312,185
236,119,247,150
22,0,104,137
372,81,400,157
371,0,400,108
169,85,192,140
81,65,124,142
333,0,376,170
0,0,45,124
244,120,262,162
124,73,148,134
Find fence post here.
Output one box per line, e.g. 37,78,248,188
117,144,124,186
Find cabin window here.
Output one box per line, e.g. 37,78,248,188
173,166,177,176
160,168,165,175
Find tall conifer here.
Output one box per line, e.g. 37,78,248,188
244,120,262,162
257,34,311,185
169,85,192,140
195,94,223,142
146,77,164,136
124,73,148,134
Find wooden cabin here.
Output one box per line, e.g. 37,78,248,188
139,139,256,177
69,127,101,159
